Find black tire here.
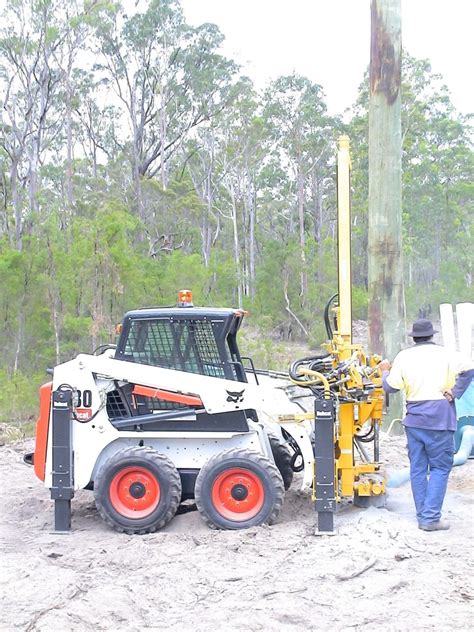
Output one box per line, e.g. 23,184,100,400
194,448,284,530
269,434,294,490
94,446,182,534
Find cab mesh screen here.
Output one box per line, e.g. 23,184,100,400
124,318,230,378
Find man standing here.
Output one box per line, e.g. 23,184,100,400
380,319,474,531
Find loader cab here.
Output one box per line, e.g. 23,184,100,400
115,302,248,383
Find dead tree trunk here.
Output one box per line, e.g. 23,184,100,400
368,0,405,362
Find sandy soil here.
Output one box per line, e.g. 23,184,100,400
1,436,473,632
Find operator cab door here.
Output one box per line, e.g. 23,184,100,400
115,309,246,382
112,308,247,418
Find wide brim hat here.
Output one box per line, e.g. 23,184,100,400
408,318,437,337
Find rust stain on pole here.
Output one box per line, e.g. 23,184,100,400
370,0,401,105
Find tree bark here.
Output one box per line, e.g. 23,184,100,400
248,173,256,299
368,0,405,361
297,157,307,305
229,182,243,308
65,53,74,209
11,160,22,251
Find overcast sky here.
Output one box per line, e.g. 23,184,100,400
181,0,473,116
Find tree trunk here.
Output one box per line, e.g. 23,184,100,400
28,136,39,215
312,174,323,282
11,160,22,251
297,158,307,305
65,57,74,209
248,176,256,299
189,157,213,266
28,60,50,217
368,0,405,361
13,266,31,373
229,183,243,308
130,85,145,223
47,238,62,365
13,313,24,374
203,166,213,266
159,90,169,190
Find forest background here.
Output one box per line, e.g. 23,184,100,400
0,0,472,424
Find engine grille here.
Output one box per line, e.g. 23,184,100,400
106,390,128,419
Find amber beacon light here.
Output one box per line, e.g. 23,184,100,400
177,289,193,307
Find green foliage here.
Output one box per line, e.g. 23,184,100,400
155,251,210,305
0,369,42,424
352,286,368,320
238,326,302,373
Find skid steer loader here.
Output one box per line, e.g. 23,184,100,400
27,136,386,535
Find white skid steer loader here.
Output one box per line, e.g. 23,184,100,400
30,296,314,533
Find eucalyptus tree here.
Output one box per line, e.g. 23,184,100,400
187,77,267,306
262,74,335,306
0,0,65,376
0,0,63,250
400,56,473,306
51,1,106,209
186,124,221,267
72,70,122,180
218,82,266,305
95,0,237,233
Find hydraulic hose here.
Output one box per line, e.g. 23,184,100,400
386,467,410,488
289,367,331,397
290,450,304,472
93,343,117,355
289,354,331,382
324,293,338,339
356,425,375,443
453,424,474,466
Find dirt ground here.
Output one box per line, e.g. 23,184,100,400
1,435,473,632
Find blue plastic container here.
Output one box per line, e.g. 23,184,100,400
455,379,474,458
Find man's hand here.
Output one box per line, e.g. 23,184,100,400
443,389,454,402
379,359,392,372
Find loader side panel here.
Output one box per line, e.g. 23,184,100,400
34,381,53,481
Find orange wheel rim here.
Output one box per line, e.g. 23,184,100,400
211,467,264,521
109,466,160,519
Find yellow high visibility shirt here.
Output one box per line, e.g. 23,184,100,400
386,343,472,401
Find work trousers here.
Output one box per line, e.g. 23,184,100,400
405,426,454,525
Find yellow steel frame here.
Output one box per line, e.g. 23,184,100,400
332,136,385,499
327,136,385,500
282,136,386,502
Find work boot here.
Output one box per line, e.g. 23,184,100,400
418,520,450,531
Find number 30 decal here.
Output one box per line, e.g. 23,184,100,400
76,389,92,407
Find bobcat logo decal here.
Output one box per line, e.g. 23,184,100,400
226,389,245,404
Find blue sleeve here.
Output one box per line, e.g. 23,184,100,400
452,369,474,400
382,371,400,394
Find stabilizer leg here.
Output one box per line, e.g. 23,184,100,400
50,389,74,532
314,399,336,535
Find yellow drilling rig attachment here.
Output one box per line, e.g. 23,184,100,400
286,135,386,533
